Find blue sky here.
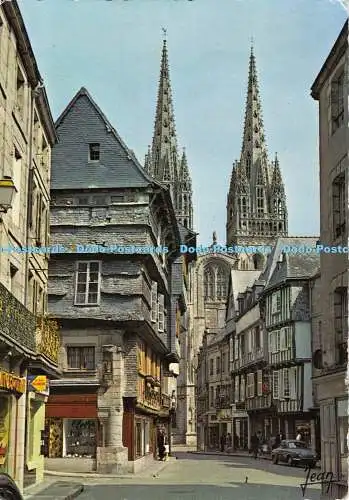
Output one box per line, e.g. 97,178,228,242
19,0,347,245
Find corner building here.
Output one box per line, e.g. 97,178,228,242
45,87,189,474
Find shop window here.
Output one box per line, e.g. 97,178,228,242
337,399,348,481
67,346,95,370
144,421,150,454
65,419,96,458
0,396,10,474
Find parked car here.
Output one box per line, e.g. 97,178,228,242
271,440,317,467
0,474,23,500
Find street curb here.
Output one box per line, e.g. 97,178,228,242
187,451,321,468
24,483,84,499
188,451,272,461
44,457,176,480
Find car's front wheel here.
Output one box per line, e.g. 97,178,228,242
272,454,278,464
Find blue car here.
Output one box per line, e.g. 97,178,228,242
0,474,23,500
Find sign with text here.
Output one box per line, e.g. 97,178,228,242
28,375,49,396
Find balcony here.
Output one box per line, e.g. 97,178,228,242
161,393,171,408
232,348,264,371
143,386,161,410
35,316,60,365
233,401,246,411
269,348,295,366
246,394,272,411
0,282,36,352
215,396,231,409
276,398,302,413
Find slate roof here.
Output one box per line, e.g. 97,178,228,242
51,87,160,190
261,236,320,291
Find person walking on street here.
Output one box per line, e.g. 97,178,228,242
157,428,165,461
220,434,226,452
251,433,259,459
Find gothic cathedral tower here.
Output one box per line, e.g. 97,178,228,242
145,38,193,230
226,46,288,270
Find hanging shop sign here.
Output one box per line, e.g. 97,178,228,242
28,375,49,396
0,371,26,394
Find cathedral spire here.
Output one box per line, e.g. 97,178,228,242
145,34,194,230
150,35,178,184
240,42,267,174
226,44,288,253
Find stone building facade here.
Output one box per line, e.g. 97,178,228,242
45,86,189,474
196,330,232,451
0,0,59,492
311,20,348,500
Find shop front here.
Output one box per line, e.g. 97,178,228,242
0,370,26,479
45,390,99,473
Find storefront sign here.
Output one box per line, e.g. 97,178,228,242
0,283,36,351
28,375,49,395
0,371,26,394
35,317,60,364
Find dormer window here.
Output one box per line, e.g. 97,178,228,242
89,143,100,162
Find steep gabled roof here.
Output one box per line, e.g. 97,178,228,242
52,87,160,190
262,236,320,291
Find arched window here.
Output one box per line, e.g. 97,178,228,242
277,199,283,216
216,267,227,300
204,267,214,300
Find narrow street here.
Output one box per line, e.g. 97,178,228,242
34,451,321,500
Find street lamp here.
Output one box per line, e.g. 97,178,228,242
0,179,16,213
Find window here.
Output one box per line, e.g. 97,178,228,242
35,191,43,243
332,173,346,240
234,376,239,402
78,197,89,205
331,68,344,134
272,371,279,399
216,267,227,300
216,357,220,374
334,287,348,365
111,194,124,203
283,369,290,398
209,358,213,376
210,386,214,407
247,373,255,398
204,267,214,300
337,398,348,481
222,353,226,373
158,294,165,332
74,261,101,305
240,376,245,401
256,187,264,217
16,65,25,116
11,147,21,225
65,419,96,458
89,143,100,161
151,282,158,322
271,291,281,314
257,370,263,396
67,346,95,370
92,195,107,205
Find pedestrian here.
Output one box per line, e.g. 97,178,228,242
234,433,239,449
274,433,281,449
296,429,302,441
220,434,226,452
227,433,232,448
164,433,169,460
251,433,259,459
157,428,165,461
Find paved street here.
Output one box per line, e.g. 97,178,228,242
45,451,321,500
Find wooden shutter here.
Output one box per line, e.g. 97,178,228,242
272,371,279,399
158,294,165,332
151,282,157,322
